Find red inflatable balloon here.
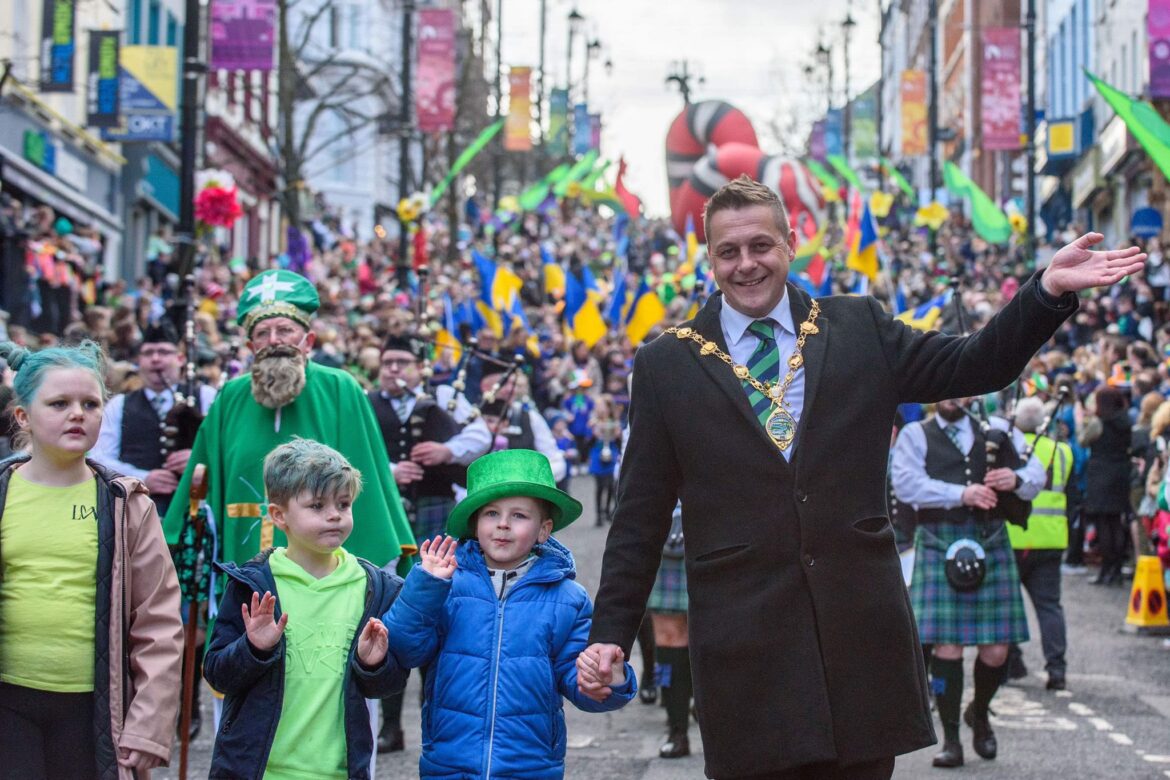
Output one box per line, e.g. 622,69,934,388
665,101,758,199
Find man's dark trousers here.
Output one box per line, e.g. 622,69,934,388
1011,549,1068,675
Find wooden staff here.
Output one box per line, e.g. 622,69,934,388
178,464,208,780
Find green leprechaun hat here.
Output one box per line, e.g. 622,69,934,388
446,449,582,538
237,270,320,336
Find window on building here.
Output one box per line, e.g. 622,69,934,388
129,0,142,44
148,0,161,45
167,13,177,47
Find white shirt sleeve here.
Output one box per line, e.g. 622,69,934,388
446,417,492,465
199,384,218,415
992,418,1045,501
528,409,567,481
890,422,966,509
90,395,150,481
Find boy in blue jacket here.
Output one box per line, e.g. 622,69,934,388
385,448,636,779
204,438,408,779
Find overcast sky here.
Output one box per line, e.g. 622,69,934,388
500,0,883,217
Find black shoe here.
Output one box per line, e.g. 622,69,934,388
377,726,404,753
1046,672,1067,691
659,728,690,758
639,685,658,705
963,703,997,760
932,740,964,768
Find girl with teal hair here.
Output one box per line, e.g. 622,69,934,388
0,340,185,779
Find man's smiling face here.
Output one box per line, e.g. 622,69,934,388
708,204,797,318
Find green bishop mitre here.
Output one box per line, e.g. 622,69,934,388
237,270,320,335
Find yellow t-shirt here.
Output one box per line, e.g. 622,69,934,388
0,469,99,692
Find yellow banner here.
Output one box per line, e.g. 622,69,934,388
900,70,927,156
505,66,532,151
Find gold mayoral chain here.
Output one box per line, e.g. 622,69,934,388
665,300,821,452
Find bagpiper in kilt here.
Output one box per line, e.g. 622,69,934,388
892,399,1044,769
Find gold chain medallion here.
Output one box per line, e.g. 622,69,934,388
667,300,820,451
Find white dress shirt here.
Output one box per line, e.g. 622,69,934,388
381,387,491,468
91,385,218,480
719,289,805,459
891,413,1045,510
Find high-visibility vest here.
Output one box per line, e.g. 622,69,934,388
1008,433,1072,550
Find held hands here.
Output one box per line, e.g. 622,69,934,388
420,535,459,579
242,591,288,651
962,483,998,511
357,617,389,668
576,643,626,702
117,748,164,771
1041,232,1148,297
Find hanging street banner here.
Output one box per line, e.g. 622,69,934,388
589,113,602,153
505,66,533,151
573,103,591,155
100,46,177,142
40,0,76,92
86,30,120,127
824,108,843,157
548,88,569,156
416,8,456,132
852,84,878,159
1151,0,1170,98
210,0,276,71
981,27,1022,150
900,70,927,156
808,119,826,161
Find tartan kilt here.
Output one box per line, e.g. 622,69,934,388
910,519,1029,646
648,553,688,613
411,496,454,545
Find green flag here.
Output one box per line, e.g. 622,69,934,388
554,150,600,197
943,161,1011,244
826,154,863,192
429,119,506,206
804,159,841,191
580,160,612,189
1086,70,1170,183
518,163,571,211
880,156,916,201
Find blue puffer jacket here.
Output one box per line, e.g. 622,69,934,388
384,537,635,779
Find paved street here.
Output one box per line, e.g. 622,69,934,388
159,476,1170,779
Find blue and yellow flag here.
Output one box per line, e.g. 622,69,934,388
845,201,880,280
896,290,952,331
541,245,566,298
625,279,666,345
564,270,607,348
473,250,523,311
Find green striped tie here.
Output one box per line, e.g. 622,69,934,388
744,320,780,426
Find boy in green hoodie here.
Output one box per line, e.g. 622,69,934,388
204,438,407,779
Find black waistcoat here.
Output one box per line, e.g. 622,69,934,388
918,421,989,526
500,405,535,451
368,390,466,500
120,389,167,471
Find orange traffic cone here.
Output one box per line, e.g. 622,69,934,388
1125,555,1170,634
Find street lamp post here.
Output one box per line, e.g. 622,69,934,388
842,11,856,162
816,42,833,116
537,0,547,149
666,60,701,105
1025,0,1037,260
583,38,601,105
565,8,584,98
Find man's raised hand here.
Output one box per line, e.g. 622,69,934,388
1041,232,1147,297
420,535,459,579
242,591,288,651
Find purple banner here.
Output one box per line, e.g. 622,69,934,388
808,119,826,160
1152,0,1170,98
589,113,601,153
210,0,275,71
417,9,456,132
981,27,1022,150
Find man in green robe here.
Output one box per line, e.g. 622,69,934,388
163,270,416,570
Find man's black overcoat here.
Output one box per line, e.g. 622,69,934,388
589,276,1075,778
